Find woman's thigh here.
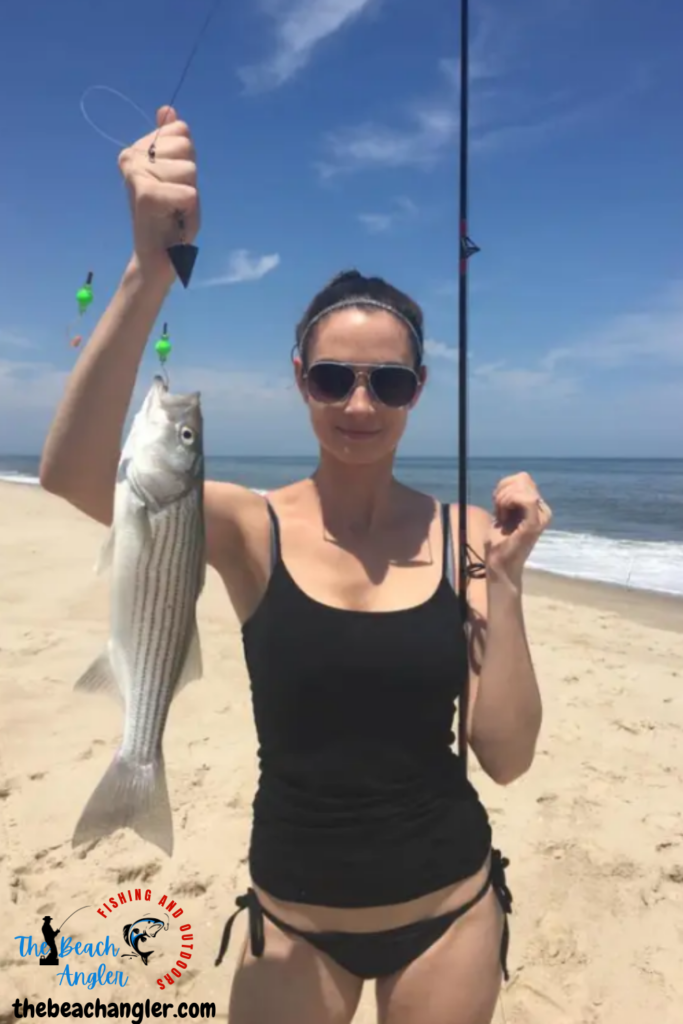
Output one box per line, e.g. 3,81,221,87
227,917,364,1024
375,889,506,1024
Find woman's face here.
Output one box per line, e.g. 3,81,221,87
294,307,427,466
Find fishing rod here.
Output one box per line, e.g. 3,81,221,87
457,0,481,774
56,906,91,932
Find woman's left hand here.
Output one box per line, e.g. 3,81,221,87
484,472,552,584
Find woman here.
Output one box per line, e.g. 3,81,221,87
41,106,551,1024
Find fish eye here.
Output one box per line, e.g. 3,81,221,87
179,425,195,445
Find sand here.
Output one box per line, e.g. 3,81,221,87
1,480,682,1023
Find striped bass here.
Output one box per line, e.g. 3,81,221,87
72,375,206,856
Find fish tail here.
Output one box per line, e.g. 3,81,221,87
72,751,173,856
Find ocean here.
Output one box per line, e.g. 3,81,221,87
2,455,682,597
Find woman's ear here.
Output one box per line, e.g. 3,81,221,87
292,355,309,402
409,364,428,408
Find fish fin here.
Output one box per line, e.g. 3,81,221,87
74,647,122,701
175,619,203,694
72,752,173,856
94,527,116,575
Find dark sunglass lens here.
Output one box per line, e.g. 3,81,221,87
307,363,356,402
371,367,418,407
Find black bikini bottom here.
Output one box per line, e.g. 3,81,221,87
215,848,512,982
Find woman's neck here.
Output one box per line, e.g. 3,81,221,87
311,450,400,535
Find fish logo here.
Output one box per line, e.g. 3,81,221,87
121,916,169,966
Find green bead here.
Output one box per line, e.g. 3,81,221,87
76,285,93,314
155,338,172,362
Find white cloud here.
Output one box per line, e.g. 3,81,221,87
542,281,683,371
167,366,297,412
0,329,38,351
194,250,281,288
317,83,458,177
240,0,377,93
424,338,458,363
316,3,644,177
357,212,393,233
425,279,683,404
0,358,68,409
357,197,417,234
0,354,303,455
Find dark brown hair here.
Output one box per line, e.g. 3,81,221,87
295,270,425,368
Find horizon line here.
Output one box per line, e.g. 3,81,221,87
1,454,680,463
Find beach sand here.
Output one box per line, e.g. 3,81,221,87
1,480,682,1023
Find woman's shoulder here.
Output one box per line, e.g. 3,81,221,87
397,484,491,528
201,477,312,561
202,479,270,567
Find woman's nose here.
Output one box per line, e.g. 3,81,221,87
345,377,375,411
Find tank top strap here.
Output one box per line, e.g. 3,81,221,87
264,498,282,573
440,502,456,591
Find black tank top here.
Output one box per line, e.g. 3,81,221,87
241,500,492,908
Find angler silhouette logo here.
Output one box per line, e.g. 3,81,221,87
39,916,61,966
121,916,169,967
37,906,91,965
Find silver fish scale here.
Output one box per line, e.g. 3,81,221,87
119,484,204,762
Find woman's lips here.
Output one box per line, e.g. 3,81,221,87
336,427,381,441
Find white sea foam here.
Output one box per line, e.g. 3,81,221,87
0,471,40,486
528,529,683,597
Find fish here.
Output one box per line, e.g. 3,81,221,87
122,916,168,966
72,375,206,856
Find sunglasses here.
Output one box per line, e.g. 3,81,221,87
304,361,420,408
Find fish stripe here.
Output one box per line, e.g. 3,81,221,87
117,484,205,763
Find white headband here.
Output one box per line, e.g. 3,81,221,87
298,298,424,353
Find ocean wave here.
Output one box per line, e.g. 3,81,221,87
528,530,683,597
0,471,40,486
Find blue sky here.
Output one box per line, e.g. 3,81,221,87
1,0,682,457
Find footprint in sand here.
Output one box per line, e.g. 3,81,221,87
528,911,587,968
114,861,162,885
190,765,211,789
501,973,574,1024
174,879,211,897
10,874,27,904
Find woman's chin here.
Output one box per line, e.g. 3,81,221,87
319,429,400,465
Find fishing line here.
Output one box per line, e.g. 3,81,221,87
146,0,226,291
79,84,155,149
76,0,225,369
79,0,224,154
57,906,91,932
148,0,225,159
